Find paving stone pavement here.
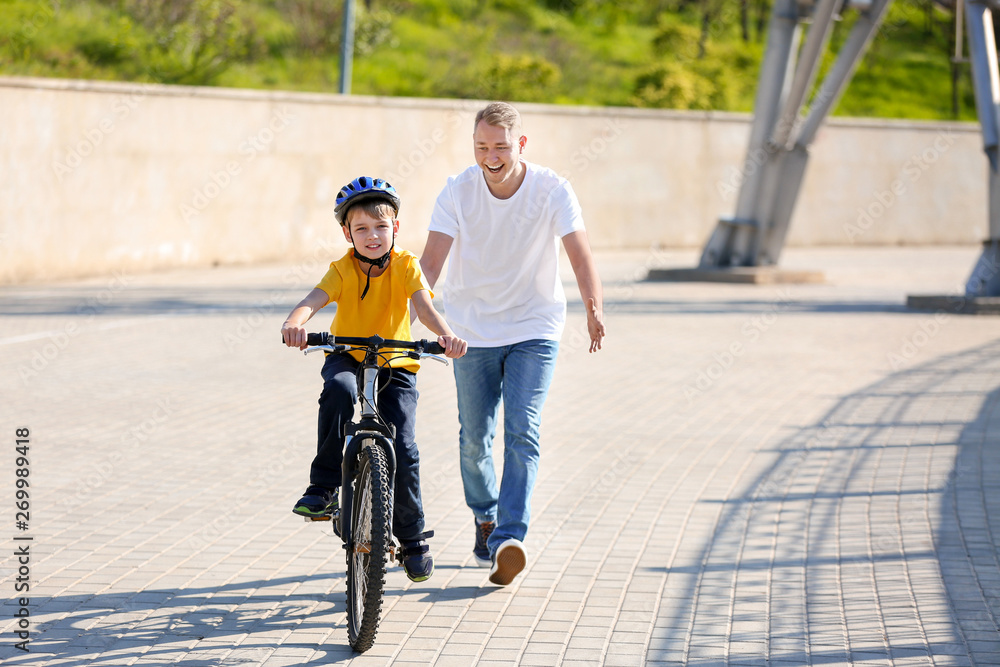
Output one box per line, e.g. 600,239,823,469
0,245,998,666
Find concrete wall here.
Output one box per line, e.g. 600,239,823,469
0,76,987,284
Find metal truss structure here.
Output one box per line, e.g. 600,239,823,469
698,0,1000,298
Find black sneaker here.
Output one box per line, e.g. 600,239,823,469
473,518,495,568
399,531,435,582
292,485,339,518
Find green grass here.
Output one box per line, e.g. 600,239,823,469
0,0,977,120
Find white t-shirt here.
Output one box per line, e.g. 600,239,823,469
428,161,585,346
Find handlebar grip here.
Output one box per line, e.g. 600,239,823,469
423,340,445,355
307,333,331,346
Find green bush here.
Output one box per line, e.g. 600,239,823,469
123,0,258,84
480,52,560,102
76,16,139,66
275,0,341,55
634,14,760,111
0,1,54,63
633,61,715,110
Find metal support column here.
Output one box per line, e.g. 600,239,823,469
698,0,893,270
699,0,803,268
964,0,1000,296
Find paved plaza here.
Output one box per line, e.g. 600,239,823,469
0,245,998,666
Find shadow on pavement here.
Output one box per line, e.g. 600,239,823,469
0,569,495,664
0,573,364,665
0,286,305,318
646,338,1000,664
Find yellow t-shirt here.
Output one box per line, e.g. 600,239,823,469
315,247,431,372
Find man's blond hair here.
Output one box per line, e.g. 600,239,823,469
474,102,522,136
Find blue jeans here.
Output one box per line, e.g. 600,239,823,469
453,339,559,555
313,353,425,541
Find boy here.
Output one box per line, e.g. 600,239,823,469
281,176,467,582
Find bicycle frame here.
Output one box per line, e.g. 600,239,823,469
338,349,397,550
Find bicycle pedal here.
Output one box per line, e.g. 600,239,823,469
304,515,332,522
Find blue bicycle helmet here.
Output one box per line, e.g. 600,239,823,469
334,176,401,225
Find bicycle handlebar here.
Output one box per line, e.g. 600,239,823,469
302,333,446,356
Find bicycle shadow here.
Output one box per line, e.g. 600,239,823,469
0,573,370,665
644,338,1000,665
0,567,499,665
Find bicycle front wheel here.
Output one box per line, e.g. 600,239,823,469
345,439,392,652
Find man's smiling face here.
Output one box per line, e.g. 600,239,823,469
473,120,526,194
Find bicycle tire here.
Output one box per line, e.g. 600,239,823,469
345,439,392,652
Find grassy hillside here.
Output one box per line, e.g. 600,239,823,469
0,0,977,120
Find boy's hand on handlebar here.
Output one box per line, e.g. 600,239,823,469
281,323,309,350
438,334,467,359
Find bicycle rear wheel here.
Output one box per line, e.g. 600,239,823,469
346,439,392,652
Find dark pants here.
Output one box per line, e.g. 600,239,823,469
312,353,425,541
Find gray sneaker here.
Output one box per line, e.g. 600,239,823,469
473,518,495,568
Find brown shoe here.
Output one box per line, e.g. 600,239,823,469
488,539,526,586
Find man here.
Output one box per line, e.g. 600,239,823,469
420,101,606,586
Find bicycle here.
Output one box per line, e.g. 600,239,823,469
296,332,447,652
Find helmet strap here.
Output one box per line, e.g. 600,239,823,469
348,230,394,300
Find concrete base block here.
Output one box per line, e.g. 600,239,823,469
646,266,825,285
906,294,1000,315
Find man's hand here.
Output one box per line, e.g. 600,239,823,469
562,231,605,354
586,297,605,353
437,334,468,359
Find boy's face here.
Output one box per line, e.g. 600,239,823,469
343,209,398,260
473,120,526,190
